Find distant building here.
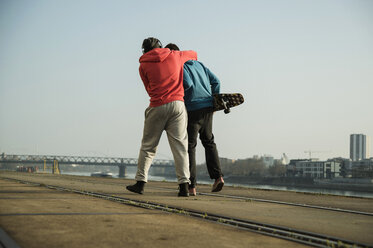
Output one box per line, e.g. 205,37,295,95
350,158,373,178
281,153,290,165
287,159,341,179
350,134,370,161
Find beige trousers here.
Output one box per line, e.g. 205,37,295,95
135,101,190,184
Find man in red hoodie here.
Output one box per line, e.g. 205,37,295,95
126,37,197,197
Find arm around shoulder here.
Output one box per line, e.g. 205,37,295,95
180,50,197,63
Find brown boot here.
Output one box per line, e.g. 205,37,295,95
212,177,224,192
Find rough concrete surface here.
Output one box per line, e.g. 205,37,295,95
1,171,372,247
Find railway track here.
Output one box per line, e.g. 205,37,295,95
1,176,372,248
12,174,373,217
197,192,373,217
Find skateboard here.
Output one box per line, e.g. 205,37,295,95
213,93,244,114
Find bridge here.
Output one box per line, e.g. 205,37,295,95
0,154,175,177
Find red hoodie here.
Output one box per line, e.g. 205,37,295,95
139,48,197,107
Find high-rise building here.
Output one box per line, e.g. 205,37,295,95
350,134,368,161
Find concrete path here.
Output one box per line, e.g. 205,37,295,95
1,172,372,247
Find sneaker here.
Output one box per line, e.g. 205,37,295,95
212,177,224,192
189,187,196,196
178,183,189,197
126,181,145,194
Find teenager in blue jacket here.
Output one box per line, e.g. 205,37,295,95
166,43,224,196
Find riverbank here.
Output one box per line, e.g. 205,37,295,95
194,175,373,197
258,176,373,193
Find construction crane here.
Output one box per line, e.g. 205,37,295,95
304,150,330,159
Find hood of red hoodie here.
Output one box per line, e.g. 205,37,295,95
139,48,171,63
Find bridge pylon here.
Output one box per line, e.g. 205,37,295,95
119,165,126,178
53,160,60,174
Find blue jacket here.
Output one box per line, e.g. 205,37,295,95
183,60,220,112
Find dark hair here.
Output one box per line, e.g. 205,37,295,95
165,43,180,51
142,37,162,54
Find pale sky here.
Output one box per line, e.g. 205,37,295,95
0,0,372,163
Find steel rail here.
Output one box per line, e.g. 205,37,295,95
2,177,372,248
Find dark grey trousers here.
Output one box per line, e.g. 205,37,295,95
187,107,223,188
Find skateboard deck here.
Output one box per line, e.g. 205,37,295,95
213,93,244,114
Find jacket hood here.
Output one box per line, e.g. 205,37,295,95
139,48,171,63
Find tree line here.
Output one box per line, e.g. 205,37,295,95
196,157,287,178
